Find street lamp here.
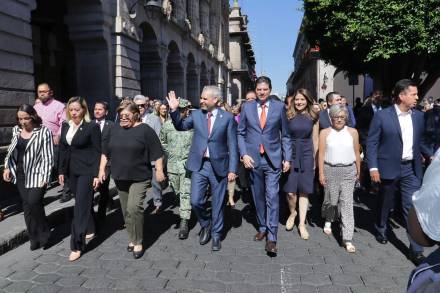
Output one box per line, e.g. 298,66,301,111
129,0,162,19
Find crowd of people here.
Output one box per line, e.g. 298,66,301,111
2,77,439,276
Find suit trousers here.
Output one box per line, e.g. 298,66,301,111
97,175,111,219
190,159,227,239
116,179,149,245
16,176,50,246
249,154,281,242
376,162,423,254
69,173,95,251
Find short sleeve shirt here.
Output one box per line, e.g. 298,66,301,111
105,123,163,181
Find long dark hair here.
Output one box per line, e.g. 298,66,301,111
17,104,42,127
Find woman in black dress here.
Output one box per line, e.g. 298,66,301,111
59,97,101,261
3,104,54,250
284,89,319,240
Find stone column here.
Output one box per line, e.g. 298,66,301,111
65,1,114,106
199,0,210,45
187,0,200,37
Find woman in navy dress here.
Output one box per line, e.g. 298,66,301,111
284,89,319,240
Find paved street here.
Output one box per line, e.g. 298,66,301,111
0,189,430,293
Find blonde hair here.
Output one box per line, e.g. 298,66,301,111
66,96,91,122
286,89,318,122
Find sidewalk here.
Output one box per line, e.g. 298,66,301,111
0,182,117,255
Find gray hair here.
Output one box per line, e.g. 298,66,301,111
133,95,147,103
202,86,222,101
329,104,349,119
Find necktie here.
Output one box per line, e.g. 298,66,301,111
207,112,213,136
260,104,266,154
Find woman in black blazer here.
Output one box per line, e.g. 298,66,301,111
59,97,101,261
3,104,54,250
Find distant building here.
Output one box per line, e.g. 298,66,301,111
228,0,256,104
287,18,371,104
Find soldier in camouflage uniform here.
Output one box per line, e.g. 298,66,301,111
159,99,194,239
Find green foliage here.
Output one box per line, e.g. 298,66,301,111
303,0,440,94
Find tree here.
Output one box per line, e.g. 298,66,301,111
303,0,440,96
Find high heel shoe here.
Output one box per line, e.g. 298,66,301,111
133,245,144,259
298,224,309,240
227,197,236,208
69,250,81,262
285,211,297,231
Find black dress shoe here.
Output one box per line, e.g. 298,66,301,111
178,219,189,240
59,193,73,203
199,224,211,245
30,242,40,251
212,238,221,251
127,245,134,252
133,249,145,259
375,234,388,244
408,251,426,266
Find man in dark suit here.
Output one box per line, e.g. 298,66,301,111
367,79,433,265
167,86,238,251
94,101,114,220
356,90,383,191
319,92,353,130
237,76,291,254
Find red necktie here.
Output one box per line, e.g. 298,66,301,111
260,104,266,154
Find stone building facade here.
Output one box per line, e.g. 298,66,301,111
0,0,231,158
228,0,256,104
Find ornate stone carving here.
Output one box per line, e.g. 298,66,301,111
198,33,205,48
162,0,173,21
208,44,215,57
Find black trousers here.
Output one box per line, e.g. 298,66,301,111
69,173,95,251
16,177,50,246
97,175,111,218
53,145,72,196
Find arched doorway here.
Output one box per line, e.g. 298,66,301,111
167,41,184,98
200,62,209,90
32,0,76,102
140,23,162,100
186,53,198,105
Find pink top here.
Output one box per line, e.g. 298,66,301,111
34,98,66,136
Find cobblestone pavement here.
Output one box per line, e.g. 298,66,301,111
0,190,432,293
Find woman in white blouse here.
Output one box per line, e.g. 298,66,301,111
59,97,101,261
318,104,361,253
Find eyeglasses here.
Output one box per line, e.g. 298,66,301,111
136,104,146,108
120,113,134,119
331,116,346,120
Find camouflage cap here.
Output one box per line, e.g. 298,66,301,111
178,99,191,108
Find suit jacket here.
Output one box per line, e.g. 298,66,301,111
356,104,375,146
319,108,354,130
170,108,238,177
4,125,54,188
59,121,102,177
99,119,114,176
237,98,292,169
366,105,431,180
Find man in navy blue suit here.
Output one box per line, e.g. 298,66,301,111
237,76,291,254
319,92,353,130
367,79,433,265
167,86,238,251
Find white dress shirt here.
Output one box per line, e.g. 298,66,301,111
96,119,104,132
395,104,413,160
257,100,270,120
205,108,218,158
66,120,83,145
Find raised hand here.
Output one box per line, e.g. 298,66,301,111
166,91,180,112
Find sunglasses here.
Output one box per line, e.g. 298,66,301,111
137,104,146,108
